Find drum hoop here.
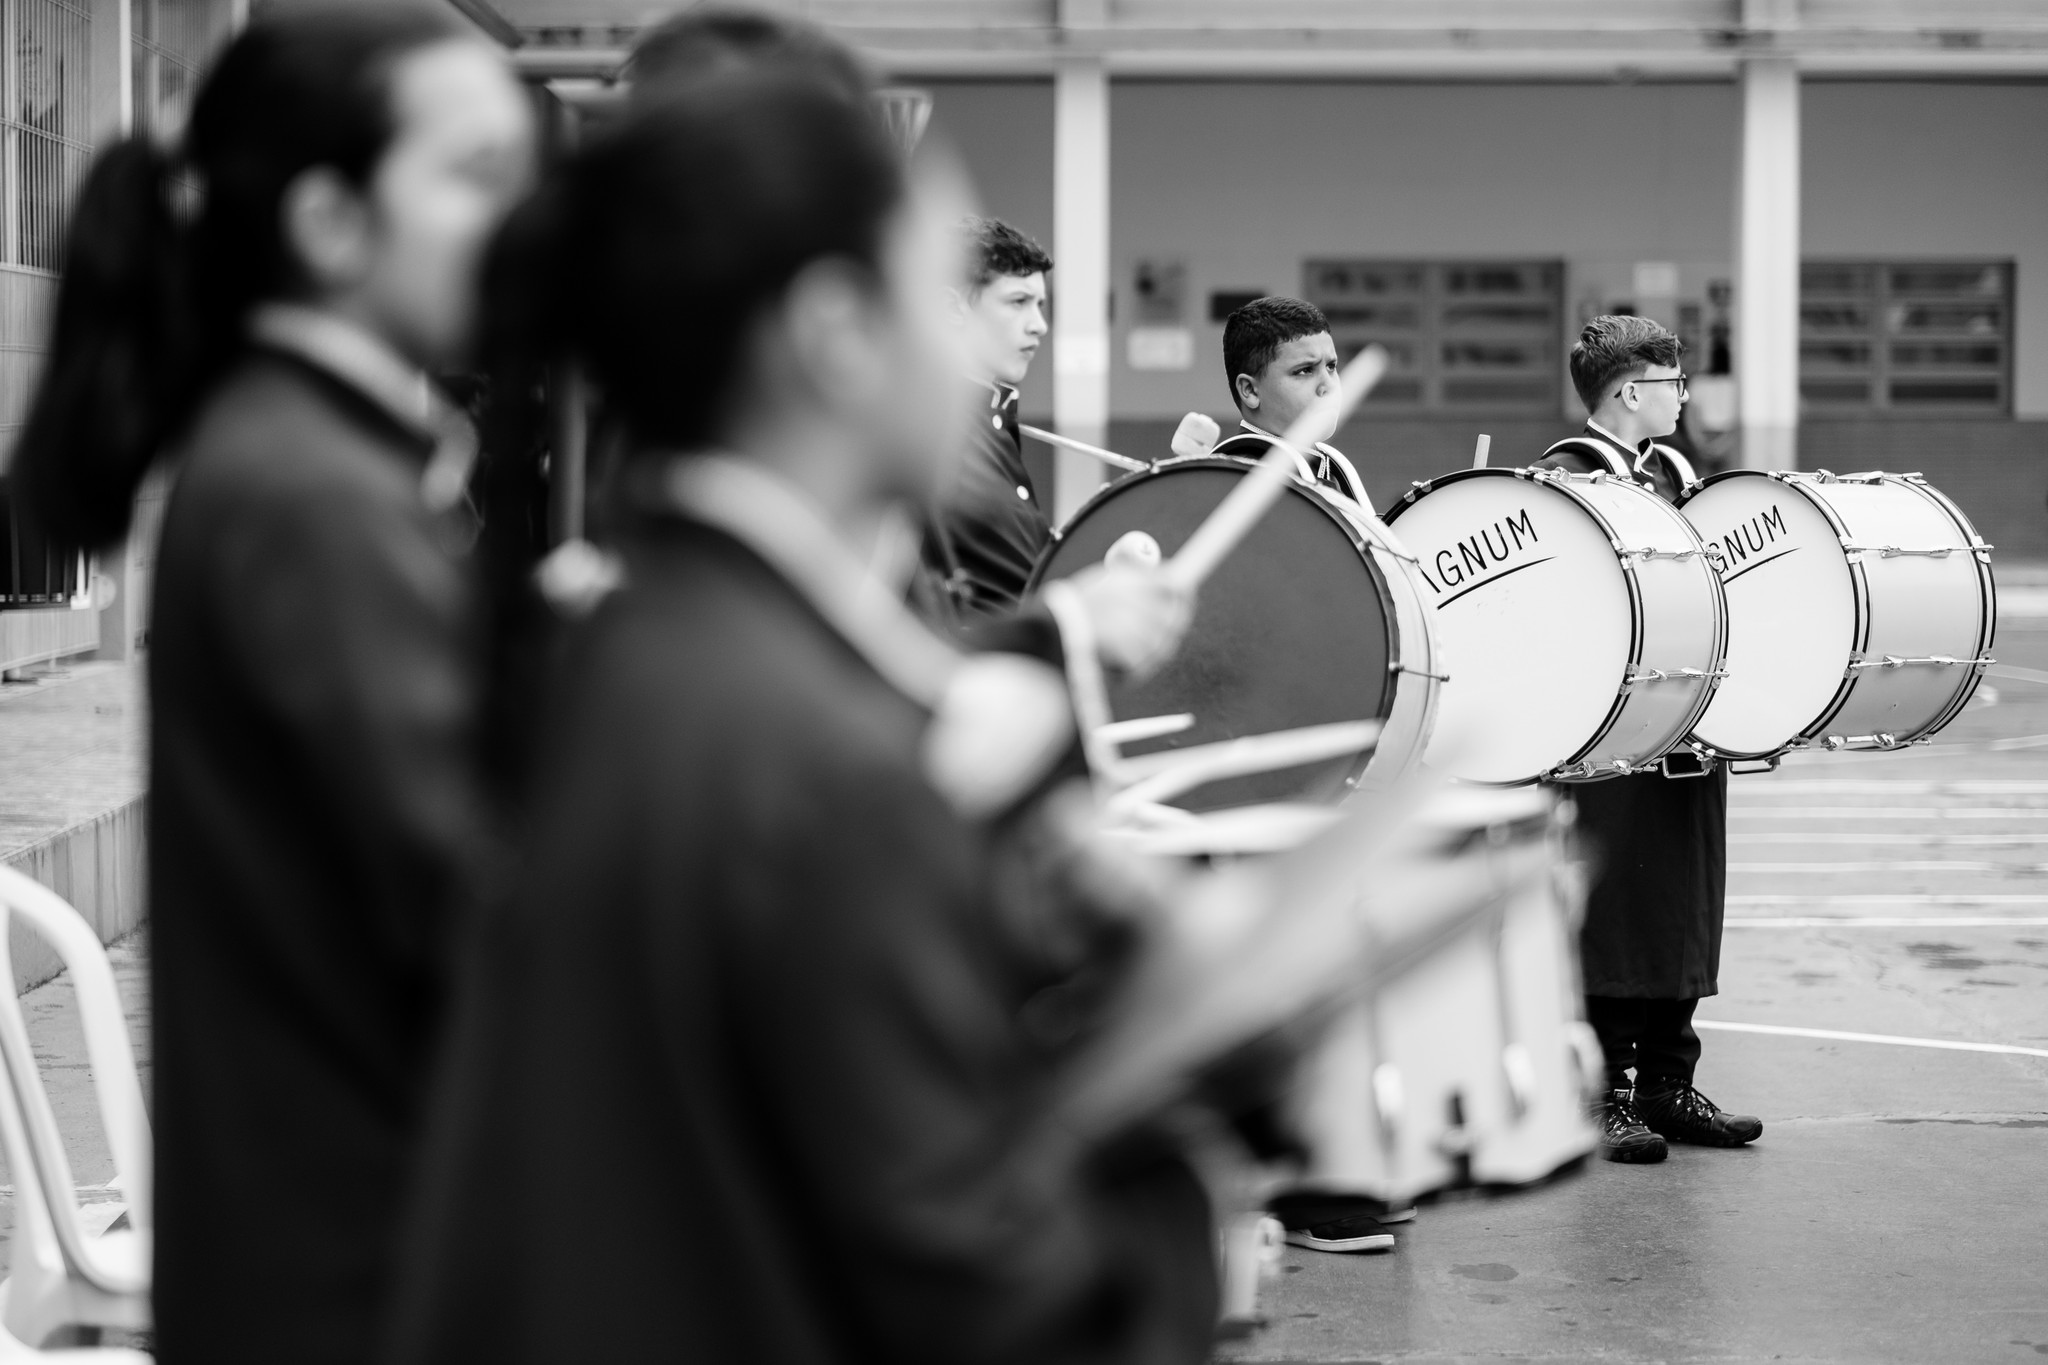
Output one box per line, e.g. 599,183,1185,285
1782,473,1996,749
1389,467,1671,780
1679,469,1868,759
1027,455,1409,787
1893,477,1997,739
1565,475,1731,772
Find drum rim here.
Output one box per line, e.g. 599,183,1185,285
1027,454,1406,798
1388,466,1698,783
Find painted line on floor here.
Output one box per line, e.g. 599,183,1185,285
1730,894,2048,906
1728,808,2048,820
1728,860,2036,873
1988,664,2048,687
1779,731,2048,759
1726,916,2048,928
1695,1020,2048,1060
1731,833,2048,846
1733,780,2048,796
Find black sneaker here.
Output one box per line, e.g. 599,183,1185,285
1279,1212,1395,1254
1598,1088,1669,1164
1269,1193,1409,1254
1636,1081,1763,1147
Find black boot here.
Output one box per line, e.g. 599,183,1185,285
1636,1080,1763,1147
1598,1088,1668,1164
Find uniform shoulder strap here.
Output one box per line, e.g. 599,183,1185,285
1540,435,1634,479
1210,431,1318,484
1645,441,1698,487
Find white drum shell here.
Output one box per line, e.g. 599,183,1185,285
1386,469,1726,784
1286,787,1599,1202
1682,471,1994,758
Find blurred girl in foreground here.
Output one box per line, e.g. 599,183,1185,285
385,72,1216,1364
12,5,533,1361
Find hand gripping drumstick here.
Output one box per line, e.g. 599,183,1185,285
1166,344,1389,591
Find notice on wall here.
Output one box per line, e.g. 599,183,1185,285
1128,326,1195,371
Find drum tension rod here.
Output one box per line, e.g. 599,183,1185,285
1624,666,1728,685
1822,732,1903,751
1837,541,1996,558
1618,546,1703,561
1845,654,1994,672
1390,661,1451,682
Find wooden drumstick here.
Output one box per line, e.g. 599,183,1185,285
1167,345,1388,590
1019,423,1148,473
1472,433,1492,469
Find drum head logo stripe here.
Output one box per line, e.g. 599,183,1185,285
1436,555,1558,608
1720,545,1798,586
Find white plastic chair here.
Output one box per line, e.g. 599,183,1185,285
0,866,151,1359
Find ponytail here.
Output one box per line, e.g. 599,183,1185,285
12,139,192,548
11,1,467,550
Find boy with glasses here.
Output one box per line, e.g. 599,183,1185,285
1534,316,1763,1165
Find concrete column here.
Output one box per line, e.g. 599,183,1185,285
1734,56,1800,471
1051,57,1110,521
87,0,135,661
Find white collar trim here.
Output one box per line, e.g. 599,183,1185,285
249,304,476,511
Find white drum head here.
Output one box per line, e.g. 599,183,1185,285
1683,474,1857,758
1387,472,1631,784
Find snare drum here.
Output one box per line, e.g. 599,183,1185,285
1384,468,1727,785
1030,458,1442,809
1284,787,1600,1203
1679,470,1995,759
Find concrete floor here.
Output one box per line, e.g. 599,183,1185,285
0,612,2043,1362
1221,622,2048,1363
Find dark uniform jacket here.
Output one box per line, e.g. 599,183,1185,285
149,347,482,1364
923,381,1053,618
1536,421,1726,999
386,464,1213,1365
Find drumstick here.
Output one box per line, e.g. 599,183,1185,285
1019,423,1148,474
1472,433,1492,469
1167,345,1388,590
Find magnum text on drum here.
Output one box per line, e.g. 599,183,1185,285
1414,507,1545,599
1700,502,1791,581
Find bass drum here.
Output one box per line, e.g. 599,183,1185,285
1384,468,1727,785
1029,457,1440,810
1679,470,1995,759
1285,786,1600,1203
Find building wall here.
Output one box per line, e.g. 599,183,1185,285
931,76,2048,551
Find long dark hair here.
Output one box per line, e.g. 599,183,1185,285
490,71,904,456
11,2,465,548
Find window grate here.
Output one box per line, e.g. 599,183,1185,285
1800,259,2012,417
1304,259,1563,416
131,0,233,144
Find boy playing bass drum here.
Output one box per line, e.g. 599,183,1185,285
1535,315,1763,1164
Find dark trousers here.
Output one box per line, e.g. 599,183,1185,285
1586,995,1701,1093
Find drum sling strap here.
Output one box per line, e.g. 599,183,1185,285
1541,436,1698,488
